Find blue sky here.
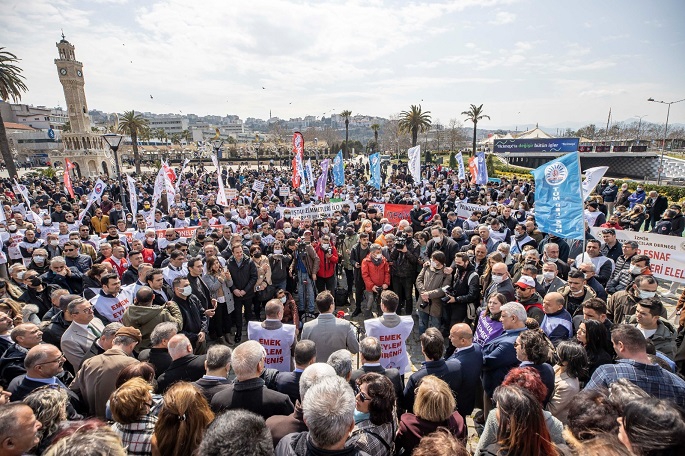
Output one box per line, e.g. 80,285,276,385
2,0,684,130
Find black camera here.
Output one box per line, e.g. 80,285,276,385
395,235,406,248
315,220,325,227
441,285,456,303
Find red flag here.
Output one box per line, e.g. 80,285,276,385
292,132,304,189
64,159,75,198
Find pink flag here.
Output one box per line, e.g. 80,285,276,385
315,159,330,200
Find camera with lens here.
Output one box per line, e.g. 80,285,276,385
315,220,325,228
395,234,406,249
441,285,456,303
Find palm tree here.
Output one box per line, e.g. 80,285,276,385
341,110,352,158
370,123,381,152
461,104,490,156
117,110,148,174
398,104,432,147
170,133,181,145
0,48,28,179
181,129,192,144
154,128,167,145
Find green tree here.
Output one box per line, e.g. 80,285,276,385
449,151,457,169
370,123,381,151
181,129,192,143
117,110,149,174
170,133,181,145
0,48,28,179
398,104,432,147
341,110,352,158
154,128,167,144
461,104,490,156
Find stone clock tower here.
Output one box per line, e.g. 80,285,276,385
53,33,112,177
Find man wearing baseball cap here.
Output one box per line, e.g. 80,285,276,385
514,276,544,324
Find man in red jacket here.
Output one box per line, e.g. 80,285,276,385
361,244,390,319
314,235,339,293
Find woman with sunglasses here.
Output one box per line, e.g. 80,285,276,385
347,373,396,456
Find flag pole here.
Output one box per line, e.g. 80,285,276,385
577,151,587,261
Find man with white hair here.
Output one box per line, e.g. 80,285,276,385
211,340,294,420
327,349,353,381
266,362,337,447
275,376,368,455
156,334,206,392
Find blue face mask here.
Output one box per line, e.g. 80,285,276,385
353,409,370,424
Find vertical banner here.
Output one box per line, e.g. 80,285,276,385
369,153,381,189
531,152,585,240
316,159,330,200
175,158,190,192
456,152,466,180
78,178,107,224
468,156,478,184
476,151,488,185
292,132,304,188
582,166,609,201
126,175,138,218
64,159,75,198
147,168,166,227
407,145,421,184
161,161,176,212
211,155,229,207
333,150,345,187
305,159,315,189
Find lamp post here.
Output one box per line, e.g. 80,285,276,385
102,133,127,212
648,97,685,185
254,134,261,170
633,114,647,143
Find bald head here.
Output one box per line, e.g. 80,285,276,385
492,262,509,277
449,323,473,349
542,292,565,314
265,299,283,320
167,334,192,360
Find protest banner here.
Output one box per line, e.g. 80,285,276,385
590,227,685,283
277,201,353,221
380,203,437,226
252,180,265,192
279,186,290,197
226,188,238,200
455,202,490,220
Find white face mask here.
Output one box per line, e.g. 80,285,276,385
34,255,46,264
280,296,286,304
491,274,505,284
430,260,440,269
433,236,442,244
638,290,656,299
629,265,643,275
284,228,291,234
273,249,282,255
181,285,193,297
542,271,555,281
50,240,59,246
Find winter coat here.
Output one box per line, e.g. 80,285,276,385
121,303,183,350
627,316,677,360
416,265,451,318
227,256,258,299
361,256,390,292
315,245,339,279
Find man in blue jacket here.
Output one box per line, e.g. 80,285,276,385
447,323,482,417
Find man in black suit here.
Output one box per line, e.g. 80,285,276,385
275,340,316,405
157,334,206,392
349,336,403,404
403,328,463,413
138,322,177,377
192,345,232,403
211,340,294,420
447,323,482,417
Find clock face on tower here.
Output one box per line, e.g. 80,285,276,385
59,68,67,75
77,70,82,77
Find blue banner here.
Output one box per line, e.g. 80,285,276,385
333,150,345,187
476,152,488,185
494,138,579,153
47,128,55,140
531,152,585,240
369,153,381,189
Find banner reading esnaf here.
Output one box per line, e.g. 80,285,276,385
590,227,685,283
493,138,579,153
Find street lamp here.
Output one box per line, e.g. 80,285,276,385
102,133,127,211
633,114,647,143
648,97,685,185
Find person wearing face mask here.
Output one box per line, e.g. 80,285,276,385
557,270,597,318
415,251,451,334
482,262,515,307
16,270,56,320
5,222,26,266
170,277,208,352
360,244,390,320
607,274,665,325
537,262,566,296
425,227,458,270
314,235,339,294
627,186,646,209
410,201,431,233
274,288,299,333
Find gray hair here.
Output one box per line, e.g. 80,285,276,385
150,322,178,347
113,335,138,347
497,243,511,253
50,256,66,266
368,243,381,252
359,337,381,362
167,334,192,359
302,375,355,449
206,345,232,371
543,243,559,254
327,349,352,379
299,362,337,401
580,262,596,273
102,322,123,339
232,340,264,378
501,302,527,322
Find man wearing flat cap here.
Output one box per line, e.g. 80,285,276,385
70,326,141,419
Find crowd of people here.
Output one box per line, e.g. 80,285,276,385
0,159,683,455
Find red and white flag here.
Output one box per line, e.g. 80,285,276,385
64,159,75,198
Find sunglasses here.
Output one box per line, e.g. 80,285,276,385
355,386,371,402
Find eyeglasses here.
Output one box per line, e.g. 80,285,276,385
63,249,75,252
72,306,94,315
36,353,65,366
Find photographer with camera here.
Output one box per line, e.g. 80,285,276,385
361,244,390,319
288,236,320,315
314,235,339,293
444,252,481,328
340,224,359,306
350,232,371,317
389,227,420,315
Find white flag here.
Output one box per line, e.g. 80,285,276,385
407,145,422,184
305,159,315,189
127,175,138,218
456,152,466,180
582,166,609,201
211,155,229,207
147,168,166,226
175,158,190,192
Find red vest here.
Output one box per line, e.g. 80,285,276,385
141,248,156,265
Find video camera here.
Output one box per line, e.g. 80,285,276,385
440,285,457,303
395,234,407,249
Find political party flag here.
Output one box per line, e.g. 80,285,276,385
476,152,488,185
64,159,75,198
532,152,585,240
147,168,166,226
295,154,307,191
316,159,330,199
468,157,478,184
581,166,609,201
333,150,345,187
161,161,176,211
456,152,466,180
126,175,138,218
305,159,315,189
292,132,304,189
175,158,190,192
89,179,107,203
408,145,421,184
210,155,229,206
369,153,381,189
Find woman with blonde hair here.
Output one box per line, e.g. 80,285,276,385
0,297,24,326
151,382,214,456
23,385,70,454
358,219,375,242
395,375,466,455
110,377,157,456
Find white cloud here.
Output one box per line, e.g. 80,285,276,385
489,11,516,25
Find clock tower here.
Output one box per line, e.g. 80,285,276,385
53,34,111,177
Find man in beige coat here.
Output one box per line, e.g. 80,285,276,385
70,326,141,418
60,297,105,370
